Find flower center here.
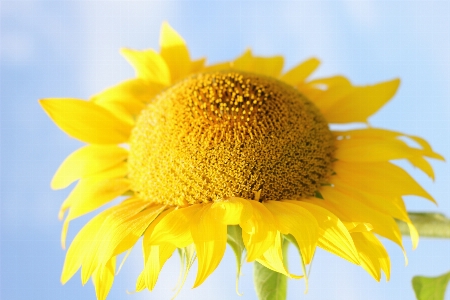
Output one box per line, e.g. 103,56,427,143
129,72,334,206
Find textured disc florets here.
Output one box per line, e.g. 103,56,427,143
129,72,334,206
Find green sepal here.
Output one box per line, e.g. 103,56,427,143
314,191,324,200
284,234,309,293
253,239,289,300
227,225,245,295
412,271,450,300
174,245,196,296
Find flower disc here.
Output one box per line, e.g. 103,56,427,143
129,71,334,205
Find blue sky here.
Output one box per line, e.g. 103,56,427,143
1,1,450,299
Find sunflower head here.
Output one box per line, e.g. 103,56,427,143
129,71,334,206
39,22,443,300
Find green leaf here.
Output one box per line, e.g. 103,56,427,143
253,241,289,300
397,213,450,238
412,271,450,300
227,225,245,295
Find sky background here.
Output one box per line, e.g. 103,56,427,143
1,1,450,299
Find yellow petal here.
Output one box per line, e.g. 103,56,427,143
264,201,318,264
323,78,400,123
300,75,351,109
149,205,200,248
288,201,360,265
96,204,166,264
203,61,232,72
142,243,177,290
92,78,165,105
61,209,108,284
159,22,190,82
241,201,277,262
409,156,435,180
334,138,419,162
407,221,420,250
295,85,324,103
233,49,284,78
90,82,148,126
191,205,227,287
281,58,320,86
256,233,303,279
351,232,391,281
142,209,174,255
51,145,127,189
79,199,153,284
307,83,352,112
333,160,435,203
84,162,128,182
318,186,403,250
333,128,444,162
333,177,420,250
139,208,177,290
60,177,130,248
344,222,374,233
308,75,352,89
211,197,253,225
61,198,146,284
190,57,206,73
407,135,445,160
333,128,442,179
120,48,171,85
60,176,129,220
136,271,146,292
92,257,116,300
91,79,156,126
39,98,132,144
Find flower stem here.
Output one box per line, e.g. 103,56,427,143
398,212,450,238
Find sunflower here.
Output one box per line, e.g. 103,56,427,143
40,22,443,300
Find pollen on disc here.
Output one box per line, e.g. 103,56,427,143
128,71,334,206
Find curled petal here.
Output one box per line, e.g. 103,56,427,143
264,200,318,264
241,201,277,262
287,201,360,265
256,233,303,279
351,232,391,281
317,187,404,252
332,180,419,249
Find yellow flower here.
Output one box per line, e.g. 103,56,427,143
39,22,443,300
